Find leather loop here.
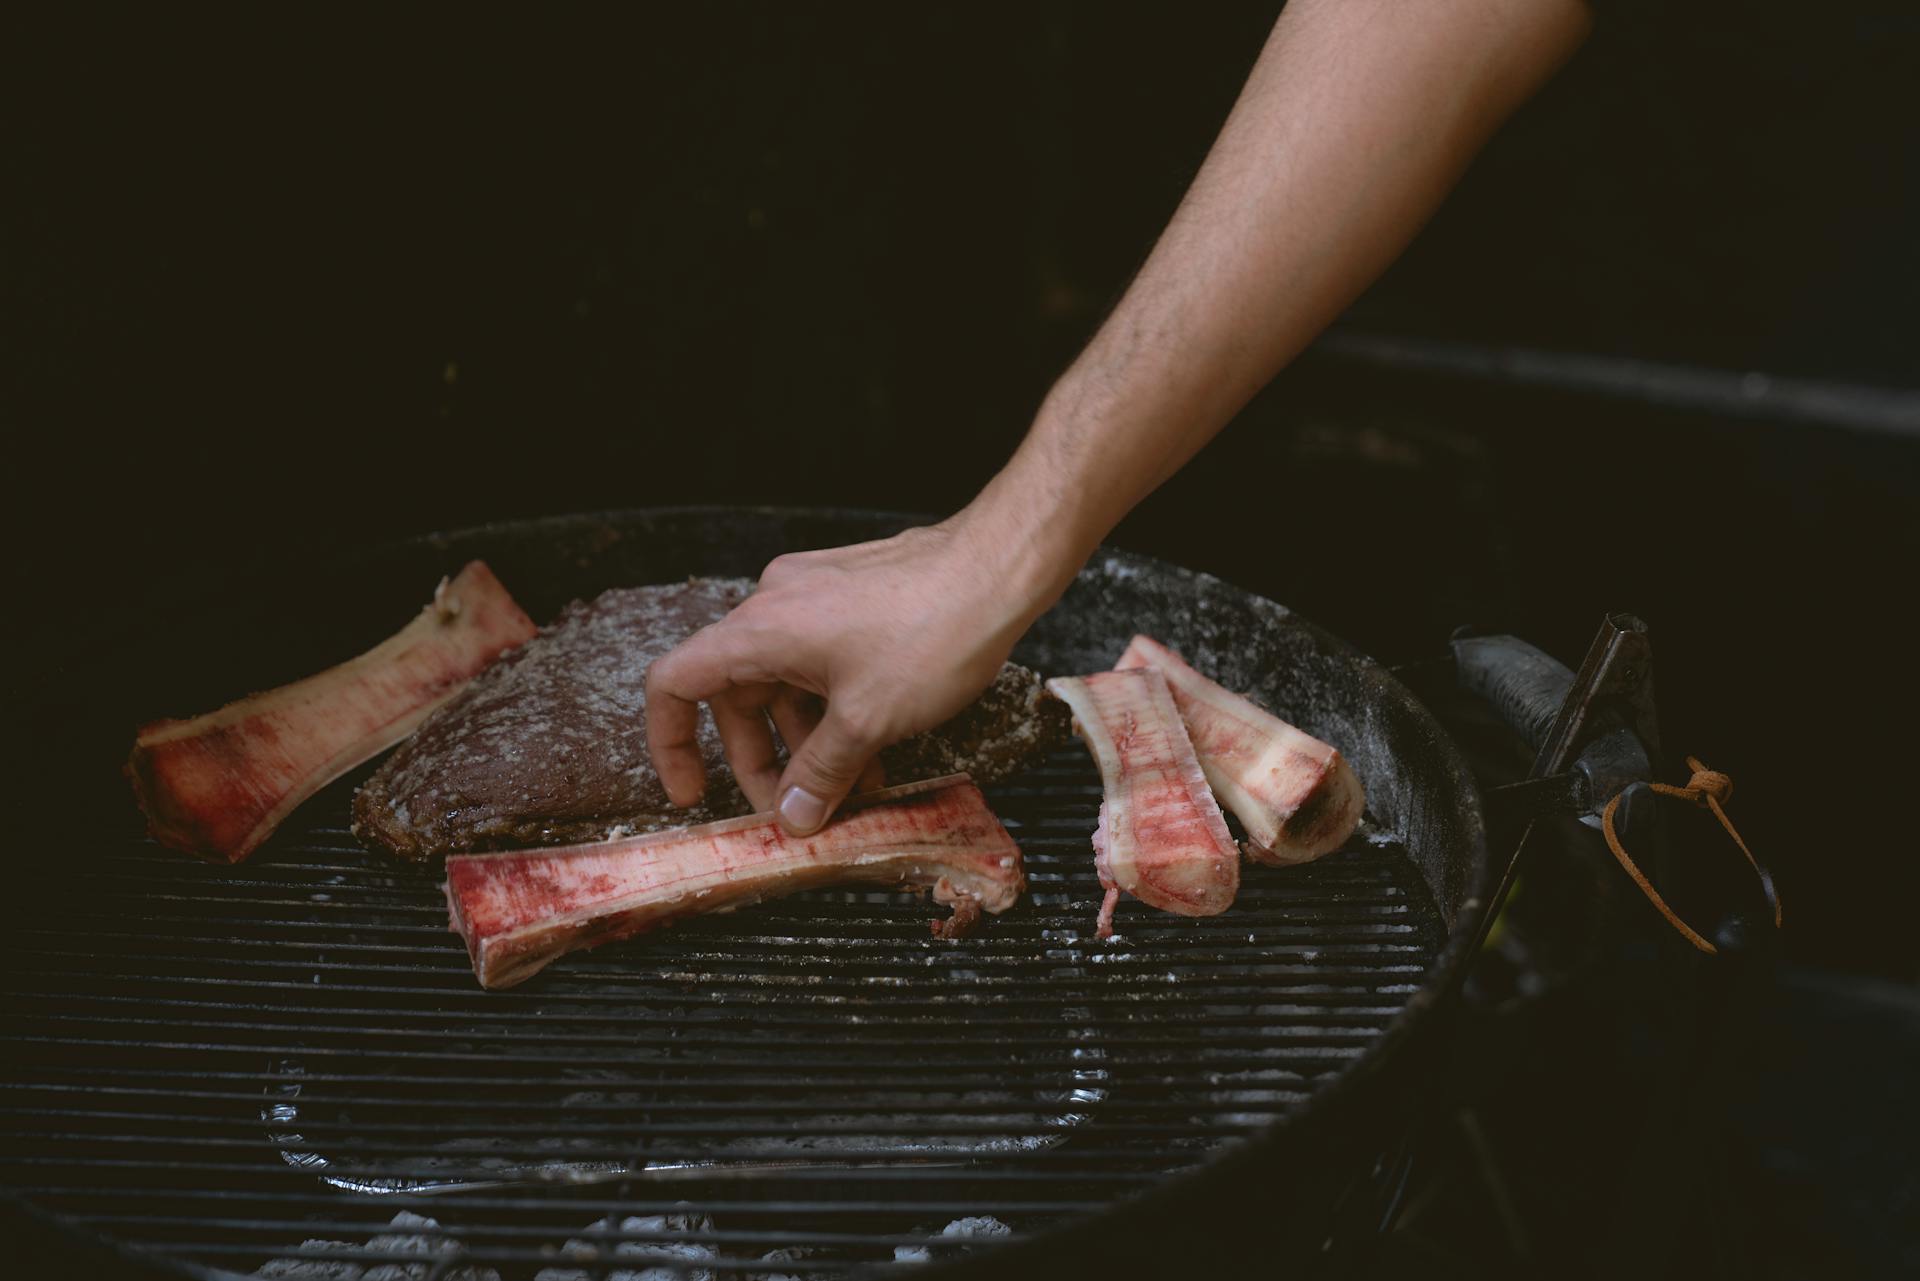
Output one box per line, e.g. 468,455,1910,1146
1599,756,1780,955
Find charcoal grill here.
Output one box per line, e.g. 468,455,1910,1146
1,508,1492,1279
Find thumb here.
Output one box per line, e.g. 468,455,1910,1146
775,706,880,837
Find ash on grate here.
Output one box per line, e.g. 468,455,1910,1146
892,1215,1016,1264
533,1210,717,1281
252,1211,498,1281
751,1244,821,1281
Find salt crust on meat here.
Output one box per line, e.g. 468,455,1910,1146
354,578,753,858
354,578,1067,859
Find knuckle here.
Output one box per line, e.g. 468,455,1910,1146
758,552,808,585
828,701,888,755
642,657,681,699
804,754,863,788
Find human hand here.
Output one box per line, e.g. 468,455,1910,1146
645,514,1066,836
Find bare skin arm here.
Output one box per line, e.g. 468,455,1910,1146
648,0,1592,835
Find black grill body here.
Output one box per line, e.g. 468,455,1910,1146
2,508,1491,1279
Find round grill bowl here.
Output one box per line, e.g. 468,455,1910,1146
2,507,1491,1279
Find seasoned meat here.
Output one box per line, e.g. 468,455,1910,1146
353,578,749,858
354,578,1067,860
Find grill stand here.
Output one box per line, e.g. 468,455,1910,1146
1389,614,1782,1279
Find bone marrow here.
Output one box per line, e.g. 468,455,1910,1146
1045,668,1239,938
127,561,536,863
445,774,1024,989
1115,634,1363,866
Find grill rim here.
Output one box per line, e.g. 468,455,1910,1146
4,505,1495,1281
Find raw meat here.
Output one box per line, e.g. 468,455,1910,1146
355,578,753,858
445,774,1023,989
354,579,1067,860
1115,635,1364,865
1044,668,1238,938
127,562,536,863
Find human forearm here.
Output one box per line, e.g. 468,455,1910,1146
647,0,1590,836
968,0,1591,585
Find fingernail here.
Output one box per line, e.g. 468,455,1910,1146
779,786,828,835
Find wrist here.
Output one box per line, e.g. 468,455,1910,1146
947,457,1104,628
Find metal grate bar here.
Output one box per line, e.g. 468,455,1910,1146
4,989,1409,1020
2,1066,1321,1091
2,1155,1166,1184
2,740,1445,1278
18,1187,1112,1215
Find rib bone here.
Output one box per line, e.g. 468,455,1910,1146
126,562,537,863
444,774,1023,989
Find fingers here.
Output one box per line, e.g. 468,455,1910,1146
736,683,882,814
775,705,884,837
647,581,901,831
768,685,825,759
645,625,768,807
711,687,782,812
644,677,710,808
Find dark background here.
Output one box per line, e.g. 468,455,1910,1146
5,2,1917,979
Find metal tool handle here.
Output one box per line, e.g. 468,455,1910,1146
1454,619,1658,825
1439,617,1661,977
1451,633,1577,757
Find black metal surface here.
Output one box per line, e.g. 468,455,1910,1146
1485,770,1593,828
1449,615,1663,970
1,508,1491,1280
1452,632,1579,754
1451,620,1658,805
1528,614,1660,779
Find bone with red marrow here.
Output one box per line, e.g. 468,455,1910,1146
1115,634,1364,866
126,562,537,863
1044,667,1239,939
444,774,1024,990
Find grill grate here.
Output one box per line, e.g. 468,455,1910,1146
2,748,1443,1278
